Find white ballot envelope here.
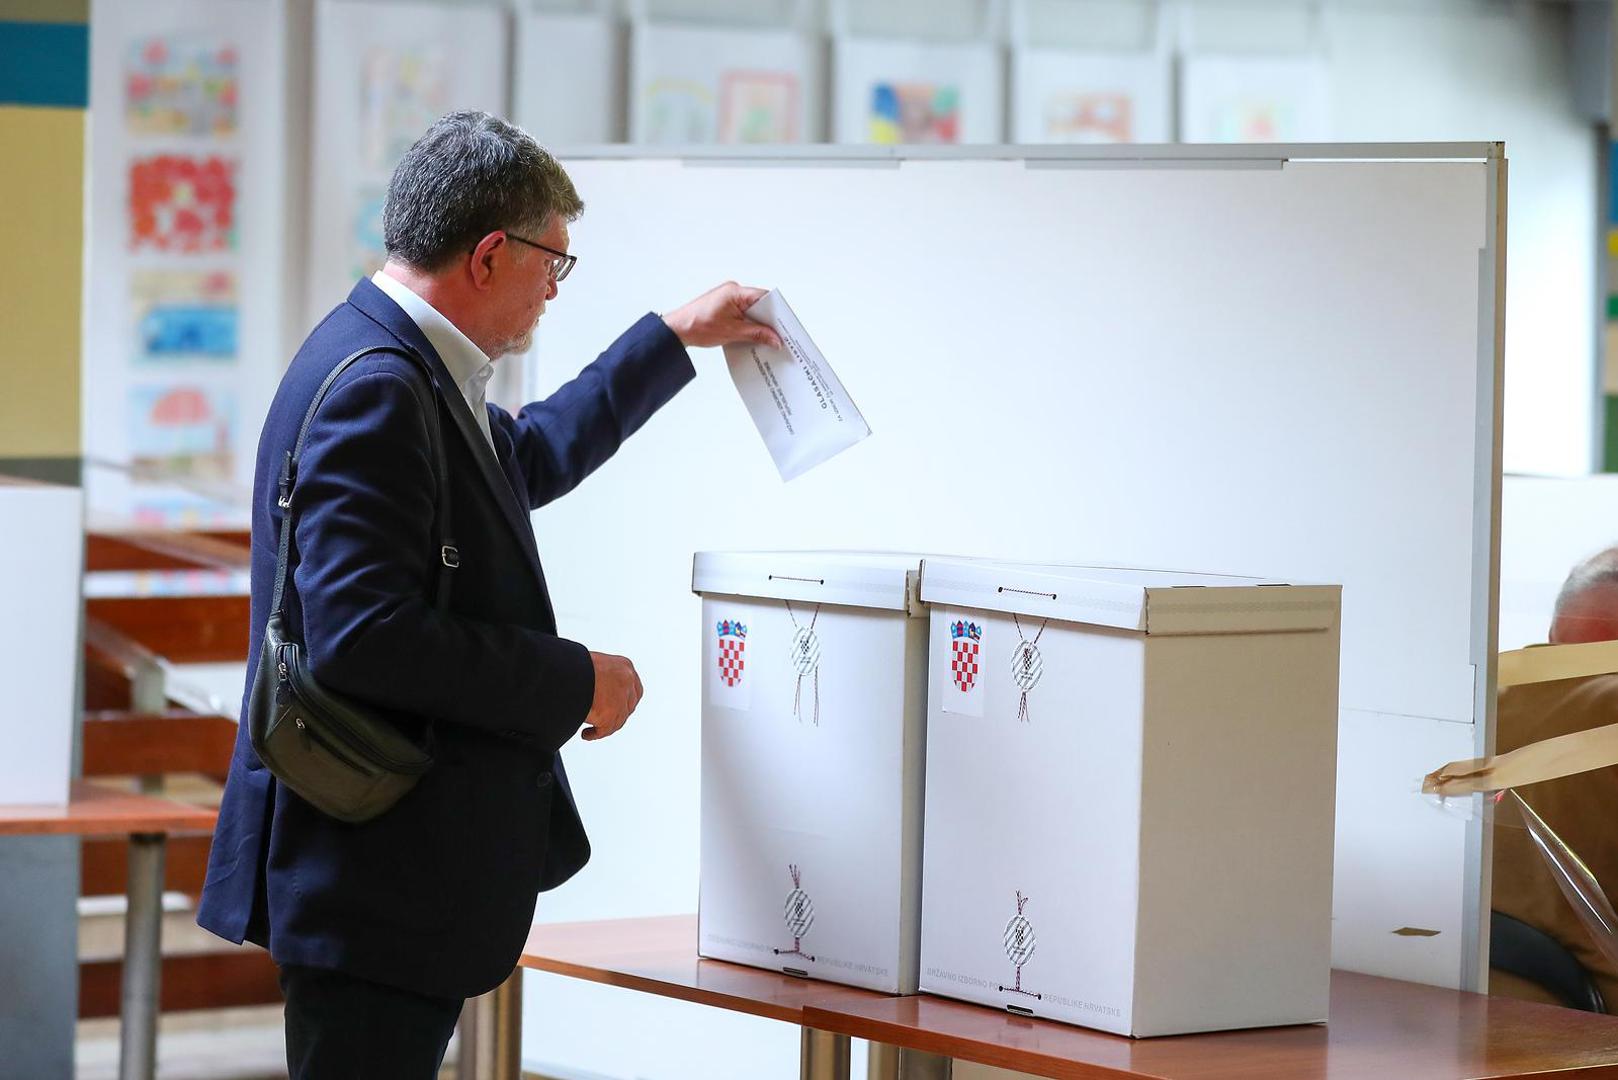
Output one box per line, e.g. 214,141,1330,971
723,290,871,481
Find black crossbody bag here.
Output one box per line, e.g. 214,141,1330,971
248,345,458,824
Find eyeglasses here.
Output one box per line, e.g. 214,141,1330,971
505,231,576,282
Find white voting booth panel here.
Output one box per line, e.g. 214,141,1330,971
0,482,83,806
693,551,927,994
517,148,1500,1078
918,559,1342,1037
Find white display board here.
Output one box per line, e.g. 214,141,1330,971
522,146,1502,1011
83,0,288,528
630,21,820,144
0,482,83,806
304,0,508,329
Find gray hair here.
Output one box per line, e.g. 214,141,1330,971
382,110,583,271
1553,546,1618,620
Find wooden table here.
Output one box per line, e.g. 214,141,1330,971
520,915,1618,1080
0,781,218,1080
521,914,919,1080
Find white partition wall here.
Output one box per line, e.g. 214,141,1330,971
518,148,1503,1044
0,481,83,806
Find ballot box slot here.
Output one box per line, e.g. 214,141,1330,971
997,585,1058,601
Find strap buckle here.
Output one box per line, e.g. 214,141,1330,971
277,452,296,509
441,545,461,569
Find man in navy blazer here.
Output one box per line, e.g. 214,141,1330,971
197,111,780,1077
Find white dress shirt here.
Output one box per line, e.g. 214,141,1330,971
371,270,497,453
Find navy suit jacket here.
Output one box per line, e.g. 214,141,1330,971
197,279,694,997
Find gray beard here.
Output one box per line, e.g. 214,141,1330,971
490,306,544,359
488,322,537,360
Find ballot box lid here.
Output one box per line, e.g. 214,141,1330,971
692,551,926,613
919,558,1341,636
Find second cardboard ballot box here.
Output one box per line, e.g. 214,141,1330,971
918,559,1342,1037
694,551,927,993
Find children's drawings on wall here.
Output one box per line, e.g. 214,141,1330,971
358,45,449,172
834,38,1000,144
718,71,800,143
307,1,507,325
1043,92,1131,142
631,22,816,144
128,383,236,480
1180,55,1330,143
125,35,239,136
89,0,284,528
128,154,237,253
350,186,389,280
869,82,960,144
642,79,716,142
128,494,243,529
1011,50,1171,144
1210,99,1290,141
131,269,238,363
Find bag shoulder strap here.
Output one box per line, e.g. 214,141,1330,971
269,344,457,620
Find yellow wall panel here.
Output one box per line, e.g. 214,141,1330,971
0,104,83,457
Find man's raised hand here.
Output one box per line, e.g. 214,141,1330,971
662,282,783,350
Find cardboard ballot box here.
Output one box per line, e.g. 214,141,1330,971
917,559,1341,1036
694,551,928,993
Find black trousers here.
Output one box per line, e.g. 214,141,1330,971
280,963,464,1080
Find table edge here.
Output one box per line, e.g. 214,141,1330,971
518,953,810,1026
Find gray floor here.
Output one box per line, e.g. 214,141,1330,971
75,1006,469,1080
75,1006,288,1080
74,893,466,1080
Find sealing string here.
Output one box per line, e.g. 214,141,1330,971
774,862,816,962
999,890,1042,999
785,600,822,726
1011,613,1049,724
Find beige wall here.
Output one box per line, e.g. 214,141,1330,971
0,105,83,459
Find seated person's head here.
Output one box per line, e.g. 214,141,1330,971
1550,547,1618,644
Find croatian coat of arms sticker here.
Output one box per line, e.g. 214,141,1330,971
940,612,985,717
708,617,752,709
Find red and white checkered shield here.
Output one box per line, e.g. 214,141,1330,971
950,620,982,692
716,619,747,688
